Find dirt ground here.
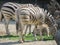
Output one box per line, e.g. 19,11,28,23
0,40,57,45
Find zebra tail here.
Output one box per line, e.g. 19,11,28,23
0,11,4,22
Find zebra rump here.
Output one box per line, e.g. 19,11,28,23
1,2,34,20
0,2,34,35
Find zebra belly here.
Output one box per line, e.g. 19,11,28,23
21,19,43,25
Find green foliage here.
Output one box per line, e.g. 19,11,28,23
0,35,19,40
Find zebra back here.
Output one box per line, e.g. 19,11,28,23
17,6,46,25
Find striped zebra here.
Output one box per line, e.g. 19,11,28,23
16,5,57,43
0,2,34,35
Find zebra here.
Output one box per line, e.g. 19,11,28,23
33,23,50,36
0,2,34,35
16,5,57,43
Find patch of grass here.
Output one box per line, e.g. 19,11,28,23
0,34,54,41
0,35,19,40
43,35,54,41
24,33,35,41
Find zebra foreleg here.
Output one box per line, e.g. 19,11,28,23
33,25,38,41
38,25,43,41
39,29,43,41
24,25,29,35
24,24,31,35
46,26,50,37
29,24,31,34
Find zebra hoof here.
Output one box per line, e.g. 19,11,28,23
18,38,25,43
18,40,24,43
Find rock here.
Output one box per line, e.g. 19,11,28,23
54,30,60,45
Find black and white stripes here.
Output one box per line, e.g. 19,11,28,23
1,2,34,20
44,9,57,26
18,6,46,24
0,2,34,35
16,5,57,42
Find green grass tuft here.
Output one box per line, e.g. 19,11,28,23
0,34,54,41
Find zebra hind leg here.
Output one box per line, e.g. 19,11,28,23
46,27,50,37
4,17,10,36
18,24,25,43
16,21,19,35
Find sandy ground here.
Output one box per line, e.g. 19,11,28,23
0,40,57,45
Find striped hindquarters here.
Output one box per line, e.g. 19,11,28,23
1,2,34,20
17,6,46,25
1,2,19,20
